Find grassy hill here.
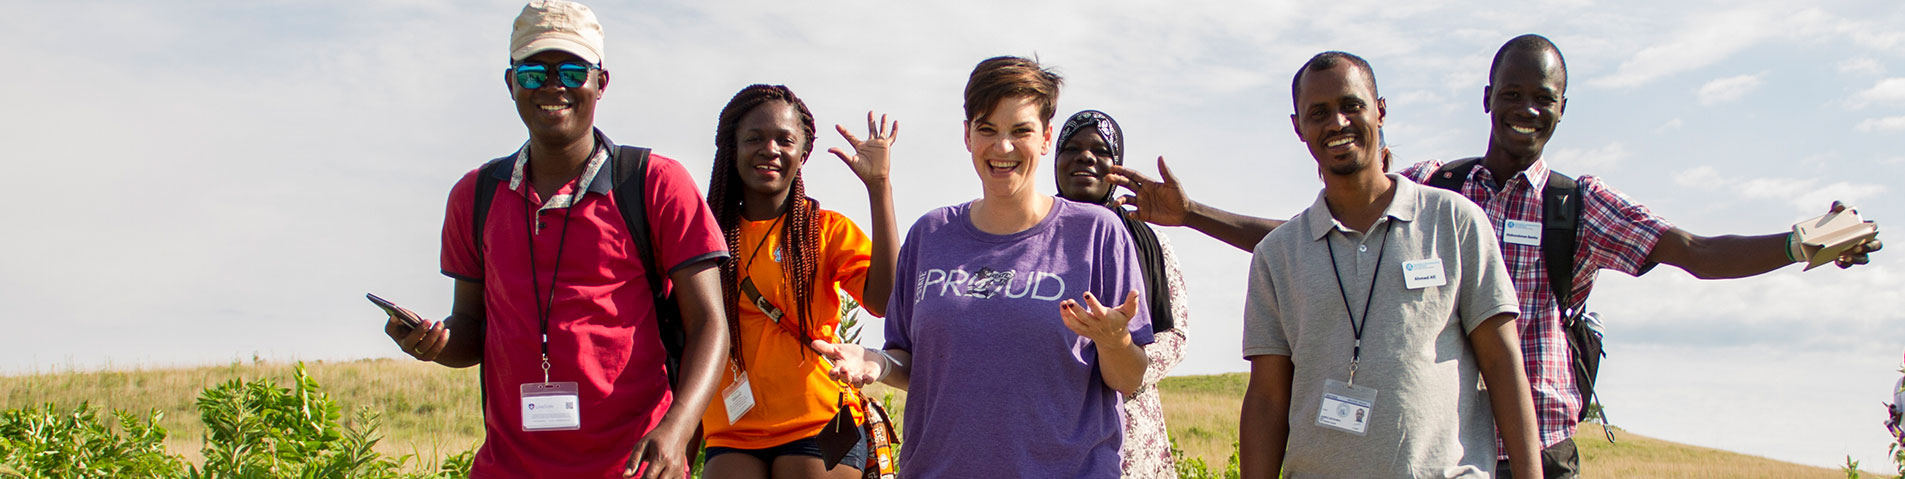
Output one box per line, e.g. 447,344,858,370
0,360,1891,477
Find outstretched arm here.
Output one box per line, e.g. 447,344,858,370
830,112,902,316
1108,156,1285,252
1648,201,1881,279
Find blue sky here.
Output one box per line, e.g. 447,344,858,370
2,0,1902,469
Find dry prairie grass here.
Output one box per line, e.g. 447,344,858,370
1,362,1892,477
1155,372,1892,478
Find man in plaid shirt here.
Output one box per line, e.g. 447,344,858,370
1109,34,1882,479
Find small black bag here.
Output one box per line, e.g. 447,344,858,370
817,392,864,470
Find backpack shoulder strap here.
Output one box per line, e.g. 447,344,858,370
467,154,511,427
1424,157,1482,192
610,145,690,390
611,146,660,299
1542,170,1582,314
471,156,514,265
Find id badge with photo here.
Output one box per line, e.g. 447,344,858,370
520,382,582,431
1317,379,1378,436
723,372,756,425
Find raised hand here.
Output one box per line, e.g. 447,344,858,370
829,111,900,188
1829,201,1883,268
1108,156,1191,227
1058,290,1142,345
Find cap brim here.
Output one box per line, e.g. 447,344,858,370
510,37,601,64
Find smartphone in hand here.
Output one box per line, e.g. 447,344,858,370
367,293,424,330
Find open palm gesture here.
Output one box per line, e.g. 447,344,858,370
829,111,900,187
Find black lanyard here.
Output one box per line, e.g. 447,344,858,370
1324,219,1392,387
742,213,785,273
525,181,577,384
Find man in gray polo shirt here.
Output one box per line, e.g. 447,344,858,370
1237,51,1542,478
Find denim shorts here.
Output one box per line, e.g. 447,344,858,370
705,425,870,471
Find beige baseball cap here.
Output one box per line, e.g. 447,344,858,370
509,0,605,65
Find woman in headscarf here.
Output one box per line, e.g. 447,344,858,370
1053,110,1189,479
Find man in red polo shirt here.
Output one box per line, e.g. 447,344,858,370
382,2,730,478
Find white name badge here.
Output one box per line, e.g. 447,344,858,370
1504,219,1542,246
1317,379,1378,435
1401,258,1447,289
723,372,756,425
520,382,582,431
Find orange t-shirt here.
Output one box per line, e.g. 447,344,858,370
701,208,874,449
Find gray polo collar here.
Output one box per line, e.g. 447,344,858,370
1305,172,1421,241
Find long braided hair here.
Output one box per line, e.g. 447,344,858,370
708,84,824,370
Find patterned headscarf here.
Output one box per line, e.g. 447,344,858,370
1053,110,1174,333
1056,110,1126,201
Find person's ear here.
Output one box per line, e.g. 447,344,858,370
1555,95,1566,124
596,69,610,98
1040,122,1054,156
503,67,515,96
1482,85,1493,113
1290,113,1302,142
963,120,974,154
1375,97,1387,128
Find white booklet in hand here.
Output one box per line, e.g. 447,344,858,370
1792,209,1880,270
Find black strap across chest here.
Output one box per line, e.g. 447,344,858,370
1424,158,1581,315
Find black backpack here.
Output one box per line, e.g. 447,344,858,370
468,145,689,403
1424,158,1617,439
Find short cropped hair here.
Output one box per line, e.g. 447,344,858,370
1490,34,1568,93
1291,51,1378,107
963,56,1064,125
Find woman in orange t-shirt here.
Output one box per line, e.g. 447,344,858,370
698,84,900,479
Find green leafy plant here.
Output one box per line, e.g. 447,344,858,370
1172,438,1242,479
837,289,865,344
0,362,471,479
0,403,183,478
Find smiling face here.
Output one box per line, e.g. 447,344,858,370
733,100,808,203
1054,128,1115,202
1290,63,1386,177
1484,47,1567,164
965,95,1054,199
508,50,606,145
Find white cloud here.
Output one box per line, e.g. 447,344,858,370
1654,118,1684,133
1696,72,1766,105
1592,7,1832,88
1858,116,1905,133
1839,57,1885,76
1853,77,1905,107
1544,142,1630,171
1673,166,1886,214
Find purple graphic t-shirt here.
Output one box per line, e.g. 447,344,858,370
884,198,1154,478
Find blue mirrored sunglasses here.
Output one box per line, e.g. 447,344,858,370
511,61,599,89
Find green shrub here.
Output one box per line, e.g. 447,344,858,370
0,403,182,478
0,362,471,479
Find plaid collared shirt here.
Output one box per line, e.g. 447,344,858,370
1400,159,1674,452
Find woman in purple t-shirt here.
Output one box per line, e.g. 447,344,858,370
813,56,1154,478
